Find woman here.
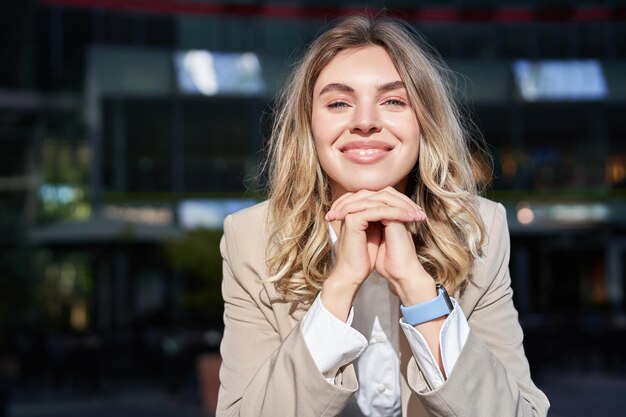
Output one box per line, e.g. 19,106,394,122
216,15,549,417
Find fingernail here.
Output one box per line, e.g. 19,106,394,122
326,210,334,221
415,210,426,220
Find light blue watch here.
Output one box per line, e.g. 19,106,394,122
400,284,454,326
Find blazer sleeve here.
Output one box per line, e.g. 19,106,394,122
404,203,550,417
216,214,358,417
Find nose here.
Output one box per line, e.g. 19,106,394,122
349,104,382,135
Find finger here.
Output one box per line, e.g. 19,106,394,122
330,190,400,220
328,188,427,221
343,206,416,230
332,189,425,221
326,190,372,220
330,198,414,221
379,220,413,240
338,187,421,215
379,186,426,216
332,199,420,222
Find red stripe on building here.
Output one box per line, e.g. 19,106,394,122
39,0,625,22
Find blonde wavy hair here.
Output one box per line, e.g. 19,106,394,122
263,15,488,304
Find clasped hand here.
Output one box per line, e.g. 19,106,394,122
321,187,437,320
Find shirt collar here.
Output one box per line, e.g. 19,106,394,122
328,222,338,245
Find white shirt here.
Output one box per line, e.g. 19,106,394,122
300,227,470,417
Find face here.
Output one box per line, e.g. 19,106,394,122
311,45,420,199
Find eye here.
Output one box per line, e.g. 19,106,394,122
382,98,407,108
327,101,350,110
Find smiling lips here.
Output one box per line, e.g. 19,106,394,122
339,140,394,163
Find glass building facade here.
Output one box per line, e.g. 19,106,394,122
2,0,626,414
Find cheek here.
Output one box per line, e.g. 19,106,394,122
410,122,421,149
310,109,324,144
403,118,421,151
311,111,338,148
388,118,420,150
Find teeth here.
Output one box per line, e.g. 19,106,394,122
345,148,384,155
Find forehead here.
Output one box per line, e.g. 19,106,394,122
314,45,402,91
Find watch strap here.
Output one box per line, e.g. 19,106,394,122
400,284,453,326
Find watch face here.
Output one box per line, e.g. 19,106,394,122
437,284,454,311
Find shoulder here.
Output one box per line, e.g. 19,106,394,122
476,196,509,255
222,199,271,250
223,200,271,243
475,196,510,254
221,200,294,321
476,195,507,231
221,200,271,278
226,199,270,229
457,196,511,311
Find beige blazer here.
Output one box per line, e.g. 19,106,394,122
216,197,550,417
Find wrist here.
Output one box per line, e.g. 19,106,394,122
401,284,453,326
394,275,437,307
321,274,361,322
324,269,363,293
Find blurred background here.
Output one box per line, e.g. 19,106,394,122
1,0,626,416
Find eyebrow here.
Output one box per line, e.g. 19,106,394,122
318,80,406,96
378,80,406,92
318,83,353,95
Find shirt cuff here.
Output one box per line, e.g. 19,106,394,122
399,298,469,390
301,293,368,380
